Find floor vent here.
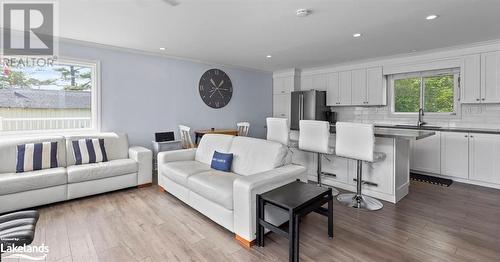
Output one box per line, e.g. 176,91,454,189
410,173,453,187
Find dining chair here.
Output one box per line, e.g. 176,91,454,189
179,125,195,149
237,122,250,136
266,117,289,146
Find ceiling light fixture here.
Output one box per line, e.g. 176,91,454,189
266,55,272,58
296,9,311,17
353,33,362,38
159,47,166,51
426,14,438,20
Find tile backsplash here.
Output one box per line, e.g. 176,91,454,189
332,104,500,129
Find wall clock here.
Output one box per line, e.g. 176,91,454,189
199,68,233,109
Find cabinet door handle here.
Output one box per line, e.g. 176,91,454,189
470,135,474,138
464,135,468,137
353,178,378,187
476,98,480,101
482,98,486,101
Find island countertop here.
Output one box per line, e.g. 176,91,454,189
329,125,435,140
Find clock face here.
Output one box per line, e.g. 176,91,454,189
199,69,233,109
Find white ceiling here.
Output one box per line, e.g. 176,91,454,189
57,0,500,72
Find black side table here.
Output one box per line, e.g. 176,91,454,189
256,181,333,262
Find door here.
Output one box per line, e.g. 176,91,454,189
440,132,469,179
481,51,500,103
326,72,340,106
273,94,290,118
290,92,301,130
351,69,367,105
339,71,352,105
410,132,441,174
469,133,500,184
461,54,481,103
366,67,385,105
301,90,316,121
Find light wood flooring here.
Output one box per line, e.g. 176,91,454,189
2,180,500,262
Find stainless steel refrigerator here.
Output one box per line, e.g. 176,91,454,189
290,90,328,130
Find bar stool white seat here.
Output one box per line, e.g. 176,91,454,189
266,117,290,146
299,120,339,196
335,122,385,211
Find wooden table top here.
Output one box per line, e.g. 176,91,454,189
194,129,239,135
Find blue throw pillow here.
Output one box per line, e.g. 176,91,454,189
211,151,233,172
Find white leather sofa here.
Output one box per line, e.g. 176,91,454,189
157,134,307,243
0,133,152,214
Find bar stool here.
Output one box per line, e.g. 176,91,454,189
299,120,339,196
335,122,385,211
266,117,289,146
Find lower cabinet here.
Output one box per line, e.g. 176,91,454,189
410,131,441,174
469,133,500,184
440,132,469,179
272,93,290,119
412,131,500,186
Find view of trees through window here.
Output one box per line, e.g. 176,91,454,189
394,72,455,113
0,62,94,132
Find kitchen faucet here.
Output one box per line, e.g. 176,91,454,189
418,108,426,126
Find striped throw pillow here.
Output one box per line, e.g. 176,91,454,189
16,142,58,173
72,138,108,165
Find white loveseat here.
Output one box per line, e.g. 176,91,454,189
157,134,307,243
0,133,152,214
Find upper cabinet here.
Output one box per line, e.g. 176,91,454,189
326,71,352,106
461,51,500,104
481,51,500,103
325,66,385,106
273,76,296,95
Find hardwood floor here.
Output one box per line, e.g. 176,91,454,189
3,181,500,262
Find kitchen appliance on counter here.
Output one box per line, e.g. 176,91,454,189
290,90,330,130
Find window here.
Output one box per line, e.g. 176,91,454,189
0,59,99,133
391,68,459,114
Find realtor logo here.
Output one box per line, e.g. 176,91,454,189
1,3,54,56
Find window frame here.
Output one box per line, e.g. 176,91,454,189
0,57,101,136
389,68,461,118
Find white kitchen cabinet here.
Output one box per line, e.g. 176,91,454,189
339,71,352,105
326,72,340,106
440,132,469,179
312,74,328,91
273,77,295,95
481,51,500,103
351,69,367,105
410,131,441,174
300,75,313,91
461,54,481,103
469,133,500,185
366,67,385,105
272,93,290,119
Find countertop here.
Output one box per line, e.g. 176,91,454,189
328,125,435,140
375,124,500,135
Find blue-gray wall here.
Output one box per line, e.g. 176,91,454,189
59,40,273,148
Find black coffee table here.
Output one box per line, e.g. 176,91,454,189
256,181,333,262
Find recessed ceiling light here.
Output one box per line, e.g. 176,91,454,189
426,14,438,20
266,55,272,58
353,33,362,38
411,49,417,52
159,47,166,51
296,9,311,17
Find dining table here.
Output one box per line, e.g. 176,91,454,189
194,129,239,144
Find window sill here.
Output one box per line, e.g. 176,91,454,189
0,128,100,138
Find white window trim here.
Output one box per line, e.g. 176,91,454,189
389,68,461,119
0,57,101,136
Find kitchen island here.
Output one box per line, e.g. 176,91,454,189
289,127,435,204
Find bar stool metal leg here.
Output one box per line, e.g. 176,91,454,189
316,153,339,196
337,160,383,211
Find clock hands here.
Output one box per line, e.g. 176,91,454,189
218,80,224,87
208,78,226,99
